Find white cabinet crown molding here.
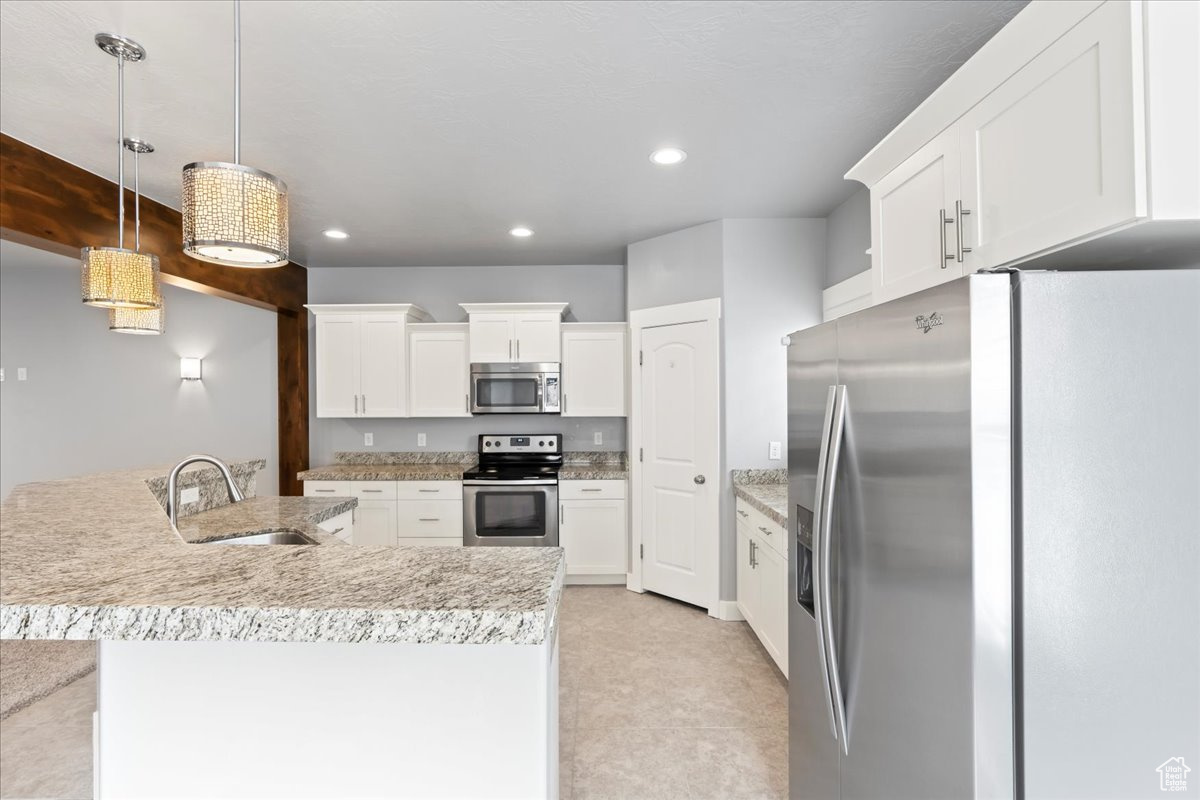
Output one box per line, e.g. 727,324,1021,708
822,271,873,322
306,304,433,322
458,302,569,316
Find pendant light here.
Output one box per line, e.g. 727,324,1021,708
181,0,288,267
110,139,165,334
81,34,162,309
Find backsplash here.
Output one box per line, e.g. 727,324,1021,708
730,468,787,485
144,459,265,518
564,451,626,467
335,451,476,465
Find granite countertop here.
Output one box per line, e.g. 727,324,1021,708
297,463,469,481
732,469,788,527
0,466,565,646
559,464,628,480
174,496,357,545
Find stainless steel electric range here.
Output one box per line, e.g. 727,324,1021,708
462,434,562,547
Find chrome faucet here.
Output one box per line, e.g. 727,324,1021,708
166,454,245,528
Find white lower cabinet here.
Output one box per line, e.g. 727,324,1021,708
316,509,355,544
735,498,788,677
303,480,463,547
560,480,627,580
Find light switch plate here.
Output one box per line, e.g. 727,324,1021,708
417,433,427,447
594,432,603,445
17,368,27,381
364,433,374,447
180,487,200,504
769,441,782,460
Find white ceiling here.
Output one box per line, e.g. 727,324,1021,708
0,0,1025,267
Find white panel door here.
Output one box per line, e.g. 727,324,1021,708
562,328,626,417
409,329,470,417
871,128,962,303
560,498,627,575
359,314,406,417
468,314,515,363
513,313,561,363
315,315,360,418
959,0,1140,270
353,500,397,547
639,320,718,609
736,524,758,629
754,535,788,677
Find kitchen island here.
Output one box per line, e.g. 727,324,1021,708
0,465,565,799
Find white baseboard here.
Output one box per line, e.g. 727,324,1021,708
565,574,627,586
711,600,745,621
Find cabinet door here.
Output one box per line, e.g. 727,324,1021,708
958,0,1141,270
409,329,470,417
562,329,626,417
736,523,759,630
755,538,788,677
468,314,515,363
314,316,360,418
560,498,627,575
353,500,397,547
513,313,561,363
871,129,962,304
359,314,406,417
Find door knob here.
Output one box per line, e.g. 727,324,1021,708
694,475,706,484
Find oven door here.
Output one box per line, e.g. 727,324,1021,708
463,480,559,546
470,373,544,414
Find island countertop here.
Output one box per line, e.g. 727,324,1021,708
0,466,565,646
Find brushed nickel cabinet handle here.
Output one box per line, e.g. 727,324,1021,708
418,489,440,493
737,509,748,518
354,395,359,415
581,488,602,492
314,489,336,493
956,200,973,262
758,525,773,536
418,518,440,522
361,489,383,493
940,208,954,268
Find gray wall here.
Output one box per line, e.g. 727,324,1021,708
823,186,871,288
626,219,826,602
0,240,278,498
306,264,627,466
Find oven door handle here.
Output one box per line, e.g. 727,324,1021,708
463,479,559,487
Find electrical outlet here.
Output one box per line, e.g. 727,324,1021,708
180,487,200,505
364,433,374,447
594,432,603,445
17,368,27,381
0,368,4,382
417,433,427,447
769,441,782,460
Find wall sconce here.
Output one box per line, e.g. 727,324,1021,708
180,357,203,381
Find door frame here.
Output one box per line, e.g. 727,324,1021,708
628,298,722,616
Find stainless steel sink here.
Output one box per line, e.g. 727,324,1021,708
203,529,317,545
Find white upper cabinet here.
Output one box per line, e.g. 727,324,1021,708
408,324,470,418
307,304,432,419
871,130,963,303
561,324,627,417
460,303,568,364
958,0,1142,269
848,0,1200,304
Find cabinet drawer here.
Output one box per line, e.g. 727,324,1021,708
396,481,463,500
736,498,787,558
397,500,463,538
304,480,351,497
396,537,463,548
560,480,626,500
351,481,398,500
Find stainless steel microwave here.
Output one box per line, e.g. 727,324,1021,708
469,363,561,414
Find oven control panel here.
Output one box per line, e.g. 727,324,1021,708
480,434,561,453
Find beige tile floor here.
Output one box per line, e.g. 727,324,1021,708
0,586,788,799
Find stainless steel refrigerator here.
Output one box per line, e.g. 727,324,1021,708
787,270,1199,800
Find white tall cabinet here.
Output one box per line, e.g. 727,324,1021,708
848,0,1200,305
460,303,568,364
308,304,432,419
561,323,627,417
408,324,470,417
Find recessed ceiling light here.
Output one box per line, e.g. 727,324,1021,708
650,147,687,165
323,229,349,239
510,227,534,238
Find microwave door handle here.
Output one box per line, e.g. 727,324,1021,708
811,385,839,740
821,384,850,755
536,377,544,412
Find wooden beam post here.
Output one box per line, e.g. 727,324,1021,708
0,133,309,495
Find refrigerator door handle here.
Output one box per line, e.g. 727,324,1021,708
821,384,851,755
811,385,839,739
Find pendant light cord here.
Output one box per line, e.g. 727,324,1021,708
234,0,241,165
117,55,125,249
